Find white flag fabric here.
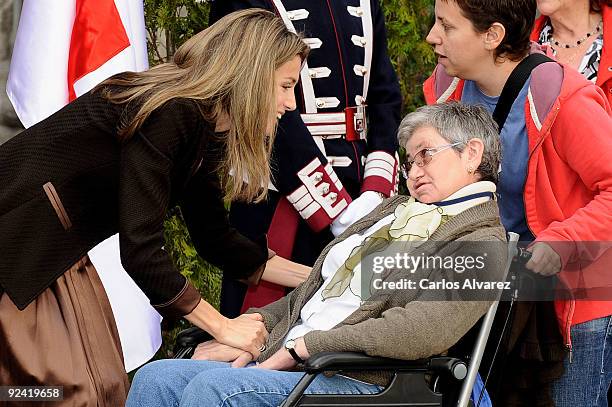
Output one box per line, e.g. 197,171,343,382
88,235,163,373
7,0,149,127
7,0,75,128
7,0,162,373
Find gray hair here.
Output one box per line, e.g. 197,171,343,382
398,102,501,183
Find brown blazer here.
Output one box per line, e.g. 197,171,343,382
0,89,268,317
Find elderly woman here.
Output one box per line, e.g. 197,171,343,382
126,102,507,407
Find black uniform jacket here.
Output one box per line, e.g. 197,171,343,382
212,0,402,226
0,89,269,316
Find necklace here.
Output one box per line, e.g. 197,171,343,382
550,19,603,49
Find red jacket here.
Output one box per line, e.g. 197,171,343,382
531,5,612,106
423,46,612,349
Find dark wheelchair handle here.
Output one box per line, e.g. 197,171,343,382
175,326,213,348
512,246,532,268
512,246,553,282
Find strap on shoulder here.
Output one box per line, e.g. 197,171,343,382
493,53,554,132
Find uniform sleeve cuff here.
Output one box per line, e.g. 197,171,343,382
361,151,398,196
303,188,353,232
361,177,394,196
287,158,352,232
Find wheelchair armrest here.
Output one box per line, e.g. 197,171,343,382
175,326,213,348
303,352,467,380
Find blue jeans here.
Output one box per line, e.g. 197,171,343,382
551,316,612,407
126,359,383,407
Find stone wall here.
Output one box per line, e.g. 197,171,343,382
0,0,22,145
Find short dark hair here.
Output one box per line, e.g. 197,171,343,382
443,0,536,61
591,0,612,12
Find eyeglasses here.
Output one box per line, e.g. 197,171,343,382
400,142,463,179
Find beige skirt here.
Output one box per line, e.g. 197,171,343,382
0,256,130,406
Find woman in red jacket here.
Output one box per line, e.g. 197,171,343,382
531,0,612,105
424,0,612,405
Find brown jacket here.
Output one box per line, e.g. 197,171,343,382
0,90,268,316
250,195,507,386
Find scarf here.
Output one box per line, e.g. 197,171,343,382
321,181,497,300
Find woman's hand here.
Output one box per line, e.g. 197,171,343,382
253,347,296,371
192,339,243,362
185,302,267,358
192,339,254,367
214,313,269,358
254,337,310,371
526,242,561,276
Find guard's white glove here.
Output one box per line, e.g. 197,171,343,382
330,191,384,237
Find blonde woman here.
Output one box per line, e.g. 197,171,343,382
0,9,309,406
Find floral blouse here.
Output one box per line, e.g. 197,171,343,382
538,19,604,83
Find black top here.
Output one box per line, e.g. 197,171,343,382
0,88,269,316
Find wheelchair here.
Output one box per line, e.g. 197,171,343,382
174,233,535,407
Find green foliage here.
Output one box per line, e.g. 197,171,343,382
382,0,435,193
157,207,221,358
163,207,222,309
144,0,210,64
383,0,436,114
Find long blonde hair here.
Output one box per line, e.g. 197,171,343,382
100,9,309,202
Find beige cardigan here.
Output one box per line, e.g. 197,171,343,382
249,195,507,386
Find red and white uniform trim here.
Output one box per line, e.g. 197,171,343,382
287,158,352,231
361,150,398,196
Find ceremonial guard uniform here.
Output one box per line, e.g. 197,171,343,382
210,0,402,316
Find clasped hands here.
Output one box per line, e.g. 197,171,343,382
209,312,270,359
193,324,310,370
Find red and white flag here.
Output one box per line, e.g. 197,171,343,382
7,0,161,373
7,0,148,127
